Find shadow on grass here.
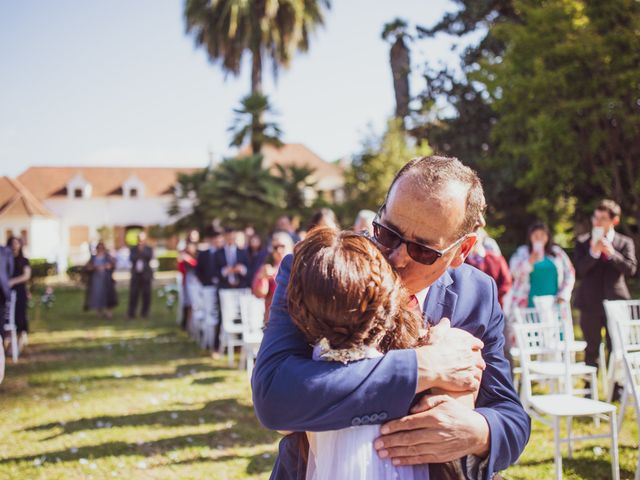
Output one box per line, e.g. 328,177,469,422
25,398,261,439
517,445,637,478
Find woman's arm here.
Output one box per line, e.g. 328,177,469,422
9,265,31,287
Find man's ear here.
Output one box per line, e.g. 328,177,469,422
450,234,477,268
613,216,621,226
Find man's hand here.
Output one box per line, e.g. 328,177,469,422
374,395,490,465
415,318,485,393
601,239,615,257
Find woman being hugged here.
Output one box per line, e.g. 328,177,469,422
287,227,472,480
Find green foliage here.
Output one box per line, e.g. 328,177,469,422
169,154,318,234
29,258,57,279
343,118,431,222
229,93,283,154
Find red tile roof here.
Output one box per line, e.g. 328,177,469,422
0,177,54,218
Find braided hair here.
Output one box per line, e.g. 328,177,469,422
287,227,426,353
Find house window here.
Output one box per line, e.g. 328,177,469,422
74,188,83,198
129,188,138,198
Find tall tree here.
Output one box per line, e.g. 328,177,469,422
382,19,411,125
185,0,330,151
229,93,283,154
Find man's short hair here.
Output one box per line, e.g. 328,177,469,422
387,155,486,237
596,199,621,219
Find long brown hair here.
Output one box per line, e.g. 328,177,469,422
287,227,425,352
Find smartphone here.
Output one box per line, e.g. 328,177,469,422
592,226,605,244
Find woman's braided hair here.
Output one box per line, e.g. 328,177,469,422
287,227,426,352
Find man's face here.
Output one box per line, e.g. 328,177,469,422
378,176,476,295
592,209,616,232
225,232,237,246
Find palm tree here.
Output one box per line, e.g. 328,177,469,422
382,19,412,126
185,0,330,148
228,93,283,154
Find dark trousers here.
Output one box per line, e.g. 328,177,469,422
579,310,612,368
128,274,151,318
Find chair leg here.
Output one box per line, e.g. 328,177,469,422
635,448,640,480
566,416,573,459
611,410,620,480
591,371,600,428
618,388,628,434
554,416,563,480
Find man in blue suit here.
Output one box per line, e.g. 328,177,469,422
252,156,530,479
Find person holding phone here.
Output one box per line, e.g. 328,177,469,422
574,200,637,381
505,222,576,347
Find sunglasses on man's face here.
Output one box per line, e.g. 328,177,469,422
372,219,467,266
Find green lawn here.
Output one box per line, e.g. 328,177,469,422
0,285,638,479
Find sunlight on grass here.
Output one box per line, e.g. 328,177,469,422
0,286,638,479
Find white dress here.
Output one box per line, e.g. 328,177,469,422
306,342,429,480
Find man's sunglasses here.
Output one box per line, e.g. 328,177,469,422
372,219,467,266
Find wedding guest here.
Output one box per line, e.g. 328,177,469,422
307,208,340,232
85,241,117,319
196,227,223,355
0,244,13,347
275,215,301,244
353,209,376,236
7,237,31,350
177,241,199,331
574,200,637,377
252,232,294,325
465,229,512,308
215,229,250,289
288,227,469,479
247,234,268,283
254,156,530,479
128,232,154,319
507,221,575,313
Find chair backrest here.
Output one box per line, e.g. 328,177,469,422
219,288,251,334
514,320,571,400
513,307,542,325
239,294,266,339
604,300,640,360
621,351,640,413
533,295,576,342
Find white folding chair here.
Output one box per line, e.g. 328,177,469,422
612,317,640,432
239,294,265,378
619,349,640,480
200,286,221,351
604,300,640,401
515,320,619,480
3,291,18,363
533,296,587,353
219,288,250,367
513,307,598,401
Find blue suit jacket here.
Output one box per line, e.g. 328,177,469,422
252,255,530,479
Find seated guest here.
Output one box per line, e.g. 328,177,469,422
252,231,294,325
85,241,117,319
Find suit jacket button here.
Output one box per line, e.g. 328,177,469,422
361,415,370,425
351,417,362,426
379,412,388,421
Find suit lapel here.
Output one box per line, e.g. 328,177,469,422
423,270,458,327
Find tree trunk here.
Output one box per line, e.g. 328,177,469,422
390,36,410,126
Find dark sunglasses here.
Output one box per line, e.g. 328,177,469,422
372,219,467,266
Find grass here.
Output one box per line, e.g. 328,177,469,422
0,284,638,479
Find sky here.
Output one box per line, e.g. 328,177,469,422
0,0,472,177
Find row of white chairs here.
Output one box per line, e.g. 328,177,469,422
176,274,265,377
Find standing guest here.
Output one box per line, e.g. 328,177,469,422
247,234,268,284
466,229,512,308
178,241,199,331
252,231,294,325
507,221,575,315
275,215,301,244
353,209,376,236
0,244,13,347
85,241,117,319
215,229,250,289
196,228,224,355
128,232,154,319
307,208,340,232
574,200,637,380
7,237,31,351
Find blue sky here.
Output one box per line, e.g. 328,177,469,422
0,0,470,177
